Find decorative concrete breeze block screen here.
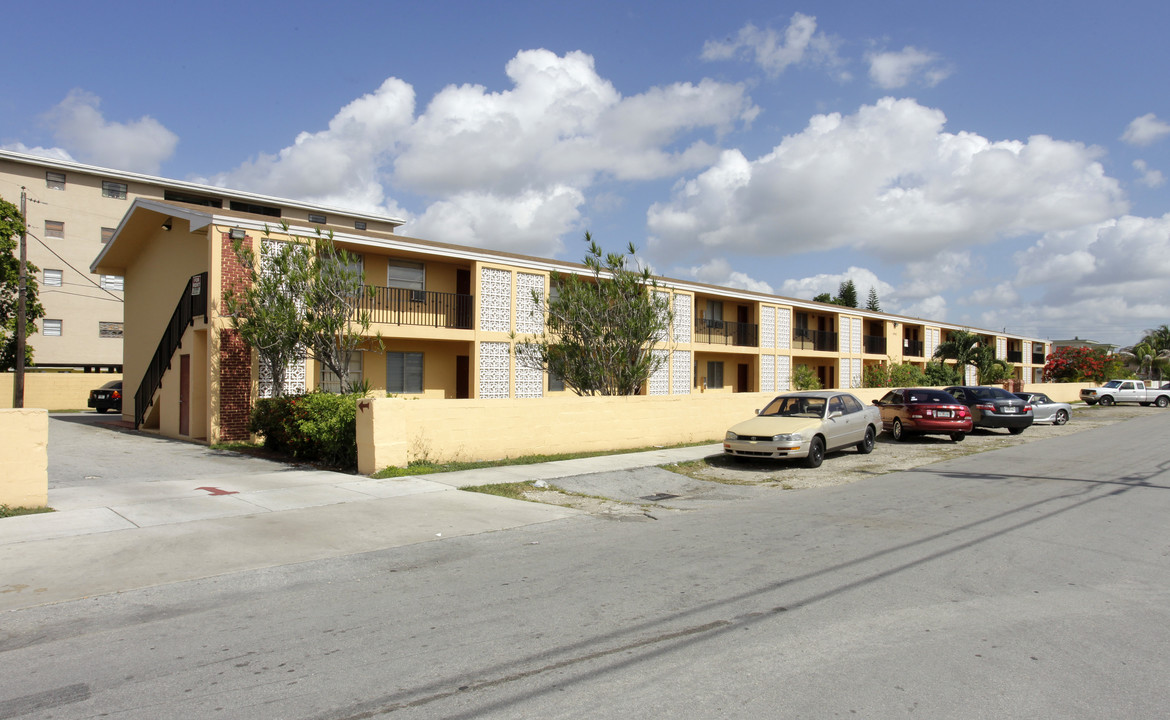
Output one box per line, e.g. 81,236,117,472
673,294,692,344
478,341,511,398
777,308,791,350
515,272,544,335
761,306,775,349
480,268,512,333
761,354,775,393
672,350,691,394
649,349,670,395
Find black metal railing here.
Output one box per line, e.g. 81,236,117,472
1007,350,1023,363
693,319,759,347
135,272,208,428
863,335,887,354
1032,352,1046,365
793,327,838,352
903,339,924,357
355,286,473,329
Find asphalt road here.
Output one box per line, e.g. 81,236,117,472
4,413,1169,719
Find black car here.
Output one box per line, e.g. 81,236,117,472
88,380,123,414
944,385,1033,434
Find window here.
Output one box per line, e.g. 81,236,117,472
100,275,124,291
164,190,222,208
308,213,327,224
46,171,66,190
705,300,723,322
319,353,362,393
43,319,62,336
354,220,367,231
706,361,724,389
230,200,281,218
387,260,424,291
99,321,123,338
45,220,64,238
102,180,128,199
43,269,63,287
548,370,565,392
101,227,115,244
386,352,423,393
841,395,863,413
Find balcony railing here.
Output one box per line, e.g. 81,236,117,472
793,328,838,352
863,335,887,354
354,286,473,329
1007,350,1023,363
694,319,759,347
1032,352,1046,365
903,339,924,357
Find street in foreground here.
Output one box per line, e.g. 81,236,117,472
2,413,1168,718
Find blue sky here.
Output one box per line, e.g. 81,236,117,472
5,0,1169,346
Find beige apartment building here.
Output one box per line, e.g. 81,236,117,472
0,149,403,370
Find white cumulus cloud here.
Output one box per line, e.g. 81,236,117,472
702,13,844,78
673,258,774,294
647,97,1127,264
866,46,952,89
43,89,177,174
1121,113,1170,146
1133,159,1166,188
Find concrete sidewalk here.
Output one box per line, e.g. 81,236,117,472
0,443,721,611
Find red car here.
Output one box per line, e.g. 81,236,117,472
873,388,973,442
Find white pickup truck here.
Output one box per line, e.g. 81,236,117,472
1080,380,1170,407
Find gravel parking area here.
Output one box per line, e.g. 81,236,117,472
520,404,1156,515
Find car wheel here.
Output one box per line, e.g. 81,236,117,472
1084,399,1097,406
805,437,825,469
1054,410,1069,425
1099,395,1115,406
1008,427,1026,435
857,426,875,454
892,418,907,441
96,407,108,414
1157,396,1170,408
950,432,966,442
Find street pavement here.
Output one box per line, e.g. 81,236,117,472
0,413,722,611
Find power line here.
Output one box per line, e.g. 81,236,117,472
25,230,123,302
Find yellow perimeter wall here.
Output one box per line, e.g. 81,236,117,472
0,373,123,411
356,382,1094,473
0,409,48,507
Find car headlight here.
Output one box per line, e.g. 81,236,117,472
725,431,738,441
773,433,802,442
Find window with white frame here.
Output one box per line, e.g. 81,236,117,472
319,353,362,393
387,260,424,291
386,352,423,393
45,220,64,238
102,180,128,199
43,269,63,286
308,213,327,224
43,319,62,336
100,275,124,291
46,171,65,190
354,220,367,231
706,361,724,389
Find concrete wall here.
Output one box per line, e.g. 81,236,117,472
0,373,122,410
0,409,48,507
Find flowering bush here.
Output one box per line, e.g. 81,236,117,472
249,391,358,468
1041,346,1129,383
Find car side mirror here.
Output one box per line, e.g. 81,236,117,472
829,411,843,420
755,409,761,415
872,399,881,406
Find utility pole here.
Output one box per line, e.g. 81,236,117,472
13,186,27,408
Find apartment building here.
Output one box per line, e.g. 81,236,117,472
0,149,402,370
93,197,1052,445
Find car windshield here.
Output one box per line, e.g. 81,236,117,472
1102,380,1122,388
760,396,826,418
970,387,1010,400
905,391,954,404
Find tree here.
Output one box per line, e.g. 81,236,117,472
223,232,313,399
931,329,984,382
973,344,1014,384
837,280,859,308
792,364,822,390
862,360,926,388
0,196,44,371
866,287,881,312
515,232,672,396
1116,341,1170,382
923,361,958,386
813,292,833,304
1043,346,1116,382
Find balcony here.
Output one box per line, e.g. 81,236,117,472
354,286,473,330
863,335,887,354
694,318,758,347
903,339,924,357
793,327,838,352
1032,352,1046,365
1007,350,1023,363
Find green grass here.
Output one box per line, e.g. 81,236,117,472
370,440,716,479
0,504,55,519
462,481,551,501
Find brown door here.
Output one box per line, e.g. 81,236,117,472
736,306,750,345
179,354,190,436
456,355,470,399
456,269,472,329
736,363,749,393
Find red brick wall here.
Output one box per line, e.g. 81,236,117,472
219,232,253,441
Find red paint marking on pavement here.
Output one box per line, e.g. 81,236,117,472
196,486,239,496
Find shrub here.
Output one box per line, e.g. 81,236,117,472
863,361,927,388
249,391,359,469
792,365,822,390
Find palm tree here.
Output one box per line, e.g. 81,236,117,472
1117,341,1170,382
932,329,984,383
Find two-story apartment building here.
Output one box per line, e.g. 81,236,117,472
0,149,402,370
93,197,1052,445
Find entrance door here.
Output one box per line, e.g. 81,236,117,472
456,269,472,329
179,354,190,436
736,363,749,393
456,355,470,399
736,306,750,346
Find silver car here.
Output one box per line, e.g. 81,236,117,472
1014,392,1071,425
723,390,881,468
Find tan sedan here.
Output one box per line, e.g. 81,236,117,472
723,391,881,468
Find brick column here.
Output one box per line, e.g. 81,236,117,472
219,232,253,441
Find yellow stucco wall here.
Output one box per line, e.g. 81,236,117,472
0,373,122,410
0,409,48,507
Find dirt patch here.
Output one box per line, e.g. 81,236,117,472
519,404,1155,514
